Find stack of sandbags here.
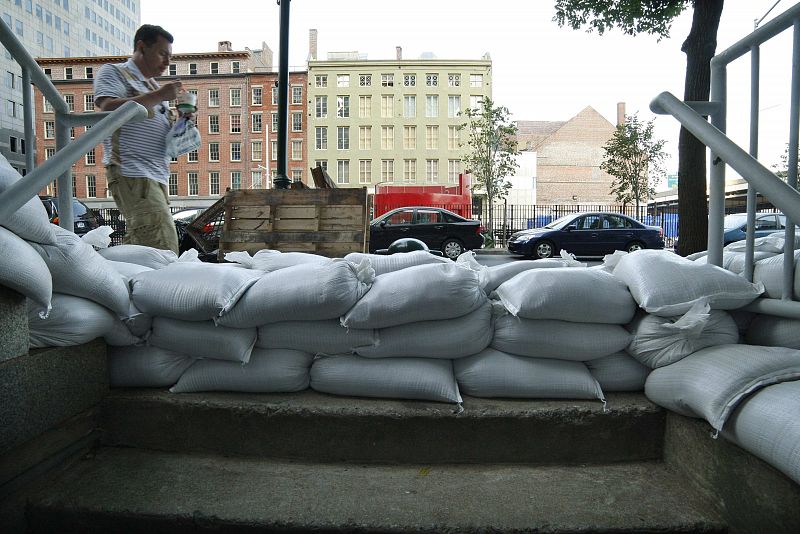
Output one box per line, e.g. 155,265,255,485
344,250,450,276
310,261,489,404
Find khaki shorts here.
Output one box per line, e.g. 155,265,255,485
107,166,178,254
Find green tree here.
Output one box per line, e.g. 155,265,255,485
602,114,667,218
554,0,724,256
772,143,799,181
459,97,520,240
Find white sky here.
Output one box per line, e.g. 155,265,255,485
141,0,796,185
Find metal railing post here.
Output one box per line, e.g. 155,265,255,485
783,19,800,299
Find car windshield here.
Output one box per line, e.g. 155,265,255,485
173,209,202,223
543,214,578,230
51,198,90,217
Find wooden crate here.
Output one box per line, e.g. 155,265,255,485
219,188,370,258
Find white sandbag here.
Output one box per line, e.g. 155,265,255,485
130,262,262,321
81,225,114,249
723,381,800,485
729,309,756,340
149,316,257,363
341,262,486,329
0,155,57,244
491,315,631,361
104,317,145,347
482,256,585,295
356,300,495,359
310,354,462,403
496,266,636,324
107,344,195,387
694,250,776,275
612,249,764,317
644,343,800,432
752,251,800,299
745,315,800,349
28,226,130,316
256,320,376,354
453,347,605,401
28,293,116,348
0,225,52,316
344,250,450,276
225,249,332,272
170,347,313,393
218,260,373,328
724,231,800,254
97,244,178,269
625,303,739,369
586,351,650,392
107,260,153,281
124,301,152,337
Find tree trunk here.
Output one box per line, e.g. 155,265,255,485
676,0,724,256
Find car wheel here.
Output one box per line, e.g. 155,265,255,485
534,240,556,259
441,238,464,260
626,241,645,253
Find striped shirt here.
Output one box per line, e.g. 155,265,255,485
93,59,172,184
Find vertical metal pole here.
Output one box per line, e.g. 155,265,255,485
708,62,727,267
22,68,34,173
274,0,291,189
783,19,800,299
745,44,760,282
55,113,73,232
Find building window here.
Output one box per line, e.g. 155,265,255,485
45,147,55,159
426,159,439,182
209,171,220,195
168,64,177,76
252,87,262,105
315,96,327,118
85,67,93,79
470,74,483,87
271,140,278,161
448,126,460,150
315,127,327,150
314,74,327,87
271,87,278,105
171,156,179,163
271,113,278,132
64,67,72,80
359,160,372,184
425,95,438,118
359,74,371,87
208,88,219,107
169,173,178,196
426,73,438,87
403,126,416,150
84,93,94,111
85,149,96,165
9,136,16,153
403,95,416,118
188,150,199,162
314,160,328,172
231,61,240,74
251,170,263,189
44,121,55,139
381,159,394,182
43,97,53,113
6,101,17,118
448,73,460,87
381,74,394,87
403,159,417,182
291,169,303,183
291,112,302,131
358,95,371,118
4,71,14,90
208,114,219,134
69,127,75,139
337,160,350,184
229,171,241,190
230,141,241,161
251,140,263,161
381,126,394,150
291,140,302,160
64,94,74,111
210,62,219,75
381,95,393,118
336,96,350,118
251,112,262,133
448,95,461,118
86,174,96,197
291,86,302,104
470,95,483,110
230,114,241,133
188,172,198,195
189,63,197,75
230,88,241,107
337,126,349,150
337,74,349,87
359,126,371,150
403,74,416,87
426,126,439,149
209,142,220,162
448,160,461,183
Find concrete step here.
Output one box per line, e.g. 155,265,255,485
25,446,725,533
99,389,664,465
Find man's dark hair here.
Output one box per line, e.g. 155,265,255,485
133,24,174,51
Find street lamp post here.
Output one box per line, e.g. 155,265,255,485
274,0,291,189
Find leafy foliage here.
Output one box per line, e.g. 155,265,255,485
772,143,799,181
553,0,688,39
459,97,520,234
601,114,666,216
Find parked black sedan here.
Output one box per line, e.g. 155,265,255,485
508,212,664,259
369,206,484,259
39,195,103,236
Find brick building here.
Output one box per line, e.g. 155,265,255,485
34,41,308,208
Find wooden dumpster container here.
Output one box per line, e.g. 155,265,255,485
219,188,369,258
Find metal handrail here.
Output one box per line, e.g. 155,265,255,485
0,19,147,232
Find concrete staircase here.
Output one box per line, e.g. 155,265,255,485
2,284,800,533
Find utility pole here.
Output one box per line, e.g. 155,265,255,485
274,0,291,189
754,0,781,29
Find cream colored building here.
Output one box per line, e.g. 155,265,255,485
306,48,491,191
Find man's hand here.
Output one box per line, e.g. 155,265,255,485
157,80,182,102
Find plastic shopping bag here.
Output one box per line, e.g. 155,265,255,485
165,116,201,158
